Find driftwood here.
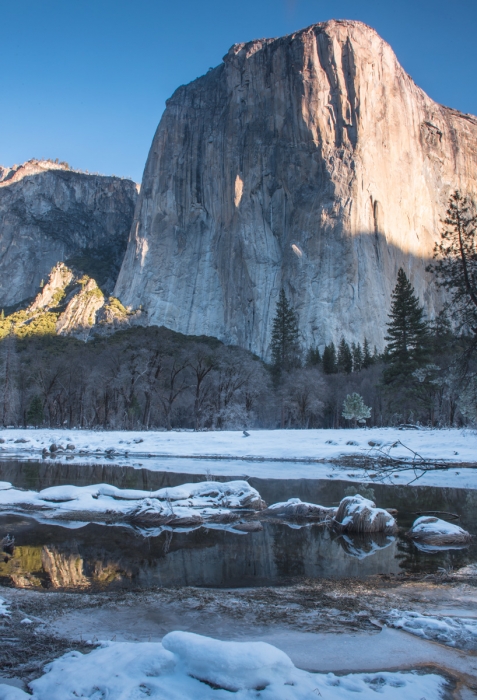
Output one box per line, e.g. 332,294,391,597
338,440,464,485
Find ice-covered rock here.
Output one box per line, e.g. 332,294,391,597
334,494,398,534
0,480,265,529
407,516,471,550
263,498,335,520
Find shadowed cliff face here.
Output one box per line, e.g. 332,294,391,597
0,160,138,307
115,19,477,357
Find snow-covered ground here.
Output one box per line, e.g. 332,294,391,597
1,427,477,488
0,632,447,700
2,426,476,462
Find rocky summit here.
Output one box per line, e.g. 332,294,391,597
0,159,138,310
115,19,477,357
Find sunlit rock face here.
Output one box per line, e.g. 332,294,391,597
115,19,477,357
0,160,138,308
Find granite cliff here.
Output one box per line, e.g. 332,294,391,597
0,160,138,309
115,19,477,357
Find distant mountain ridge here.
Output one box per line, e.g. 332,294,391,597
0,159,138,310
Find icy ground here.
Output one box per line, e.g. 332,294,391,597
0,632,448,700
388,609,477,650
2,576,477,696
2,427,477,488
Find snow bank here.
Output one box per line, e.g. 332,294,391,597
388,610,477,650
0,480,264,529
0,632,447,700
407,516,472,550
334,494,398,534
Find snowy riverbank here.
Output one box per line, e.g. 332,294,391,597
1,426,476,462
1,427,477,489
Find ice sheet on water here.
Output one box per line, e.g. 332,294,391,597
0,632,448,700
387,609,477,650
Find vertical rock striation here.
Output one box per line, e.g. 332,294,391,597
115,19,477,357
0,160,138,308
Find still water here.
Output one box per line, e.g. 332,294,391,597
0,459,475,591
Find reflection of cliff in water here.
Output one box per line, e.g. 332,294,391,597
0,517,403,590
1,459,476,589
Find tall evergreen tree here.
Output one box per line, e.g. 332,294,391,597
383,268,429,385
306,345,321,367
322,342,337,374
352,342,363,372
337,337,353,374
362,338,373,368
427,191,477,336
270,288,301,375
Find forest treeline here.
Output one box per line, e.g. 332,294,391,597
0,190,476,431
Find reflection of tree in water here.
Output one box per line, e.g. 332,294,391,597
271,523,310,578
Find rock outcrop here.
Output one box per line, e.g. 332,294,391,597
56,277,105,339
29,262,73,312
0,159,138,309
0,263,143,341
115,20,477,357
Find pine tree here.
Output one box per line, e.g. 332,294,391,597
427,191,477,335
322,342,337,374
27,395,44,427
362,338,373,368
342,392,371,427
352,342,363,372
270,288,301,375
337,337,353,374
383,268,429,385
306,345,321,367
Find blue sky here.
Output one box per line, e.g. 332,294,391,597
2,0,477,183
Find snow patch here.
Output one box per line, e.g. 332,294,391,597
2,632,448,700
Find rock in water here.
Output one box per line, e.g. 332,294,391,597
0,159,138,308
115,20,477,357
